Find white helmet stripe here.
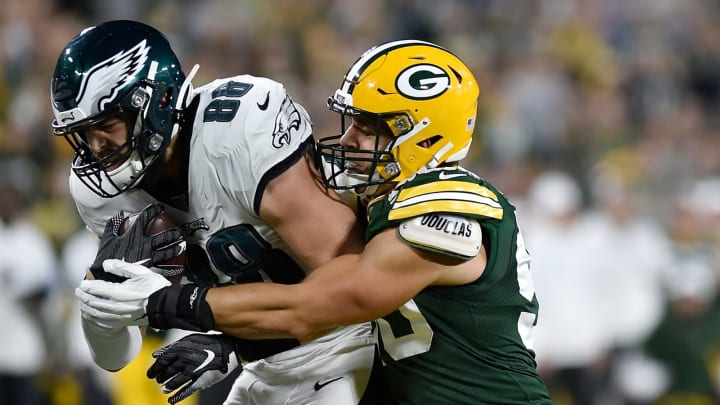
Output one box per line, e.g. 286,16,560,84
340,39,438,95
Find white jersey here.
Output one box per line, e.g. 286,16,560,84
70,75,374,391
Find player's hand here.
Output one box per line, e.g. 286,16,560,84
91,203,184,282
76,259,171,328
147,333,242,404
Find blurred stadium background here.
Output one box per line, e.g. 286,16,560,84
1,0,719,404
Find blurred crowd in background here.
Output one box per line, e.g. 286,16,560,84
1,0,719,404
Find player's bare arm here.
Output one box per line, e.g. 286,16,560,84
206,227,487,342
259,151,365,269
76,214,487,341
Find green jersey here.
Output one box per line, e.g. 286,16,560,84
366,167,551,405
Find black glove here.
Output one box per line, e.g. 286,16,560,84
91,203,184,282
147,333,242,404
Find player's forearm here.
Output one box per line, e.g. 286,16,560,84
206,283,331,342
143,281,316,340
206,256,395,341
145,254,406,340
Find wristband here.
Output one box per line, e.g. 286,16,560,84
147,284,215,331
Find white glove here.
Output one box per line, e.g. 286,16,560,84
76,259,171,328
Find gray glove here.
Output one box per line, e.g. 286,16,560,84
147,333,242,404
91,203,183,282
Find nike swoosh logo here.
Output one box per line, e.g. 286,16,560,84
314,376,343,391
257,91,270,111
132,258,151,266
193,349,216,372
438,172,466,180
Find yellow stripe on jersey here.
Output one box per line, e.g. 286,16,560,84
389,181,504,221
390,200,503,221
397,180,499,202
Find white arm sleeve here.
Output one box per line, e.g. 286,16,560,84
81,317,143,372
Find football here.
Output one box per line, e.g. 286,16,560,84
119,211,187,284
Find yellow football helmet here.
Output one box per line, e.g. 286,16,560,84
318,39,479,193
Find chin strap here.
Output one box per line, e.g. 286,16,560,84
171,63,200,136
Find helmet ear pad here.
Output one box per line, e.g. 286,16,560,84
137,128,167,157
123,82,177,158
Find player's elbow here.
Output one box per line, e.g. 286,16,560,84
88,345,133,372
93,358,126,373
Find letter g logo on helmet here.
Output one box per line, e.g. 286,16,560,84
395,64,450,100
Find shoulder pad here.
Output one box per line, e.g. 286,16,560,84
398,213,482,259
389,176,504,221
